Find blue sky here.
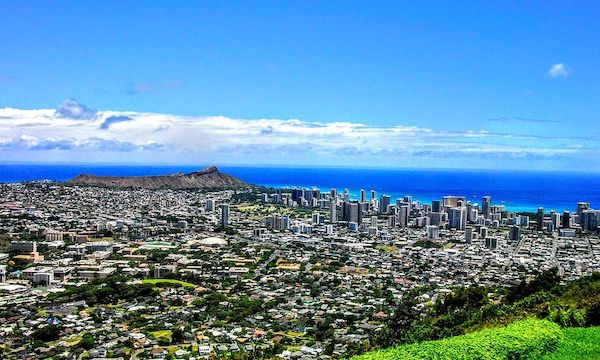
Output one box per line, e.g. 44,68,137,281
1,1,599,170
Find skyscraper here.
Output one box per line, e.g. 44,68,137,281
581,210,600,232
536,207,544,230
398,205,409,227
349,201,361,224
206,199,215,212
482,196,492,219
465,227,473,243
360,189,366,203
403,195,413,211
330,188,337,199
220,203,229,228
551,211,560,229
330,202,337,223
443,196,465,208
562,211,571,229
509,225,521,242
380,195,391,214
449,207,467,230
577,202,590,224
431,200,441,213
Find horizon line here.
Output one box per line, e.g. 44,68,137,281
0,161,595,175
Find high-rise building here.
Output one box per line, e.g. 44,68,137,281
485,237,498,249
398,205,409,227
428,211,444,225
537,207,544,230
509,225,521,242
360,189,366,203
349,201,362,224
380,195,391,214
388,215,397,227
329,202,337,223
291,189,303,203
206,199,215,212
330,188,337,199
371,190,376,201
480,226,488,239
220,204,229,228
312,213,321,225
426,225,439,239
577,202,590,224
443,196,466,208
370,216,377,227
282,215,290,230
432,200,442,213
581,209,600,232
551,211,560,229
482,196,492,219
465,227,474,243
448,207,467,230
341,201,349,222
325,225,334,235
313,189,321,201
562,211,571,229
403,196,413,211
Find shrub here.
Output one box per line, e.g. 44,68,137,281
352,318,563,360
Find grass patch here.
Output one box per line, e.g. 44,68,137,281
541,326,600,360
375,245,397,252
142,279,196,288
149,329,172,341
352,318,563,360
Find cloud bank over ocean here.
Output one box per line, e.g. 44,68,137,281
0,100,596,170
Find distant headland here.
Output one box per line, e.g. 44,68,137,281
67,165,249,189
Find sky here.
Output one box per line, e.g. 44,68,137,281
1,1,599,170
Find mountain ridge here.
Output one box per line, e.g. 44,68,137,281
67,165,249,189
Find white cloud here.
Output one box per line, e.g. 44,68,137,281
547,63,572,78
0,100,592,166
54,99,97,119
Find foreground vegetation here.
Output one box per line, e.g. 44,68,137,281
352,319,563,360
369,269,599,352
349,269,600,359
541,326,600,360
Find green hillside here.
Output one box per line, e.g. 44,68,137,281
352,320,600,360
351,318,563,360
541,326,600,360
347,270,600,359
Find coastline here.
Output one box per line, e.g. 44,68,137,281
1,163,598,213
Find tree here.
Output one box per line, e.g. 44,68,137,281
171,328,184,344
32,325,61,342
79,333,95,350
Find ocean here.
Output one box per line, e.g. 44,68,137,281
0,164,599,213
